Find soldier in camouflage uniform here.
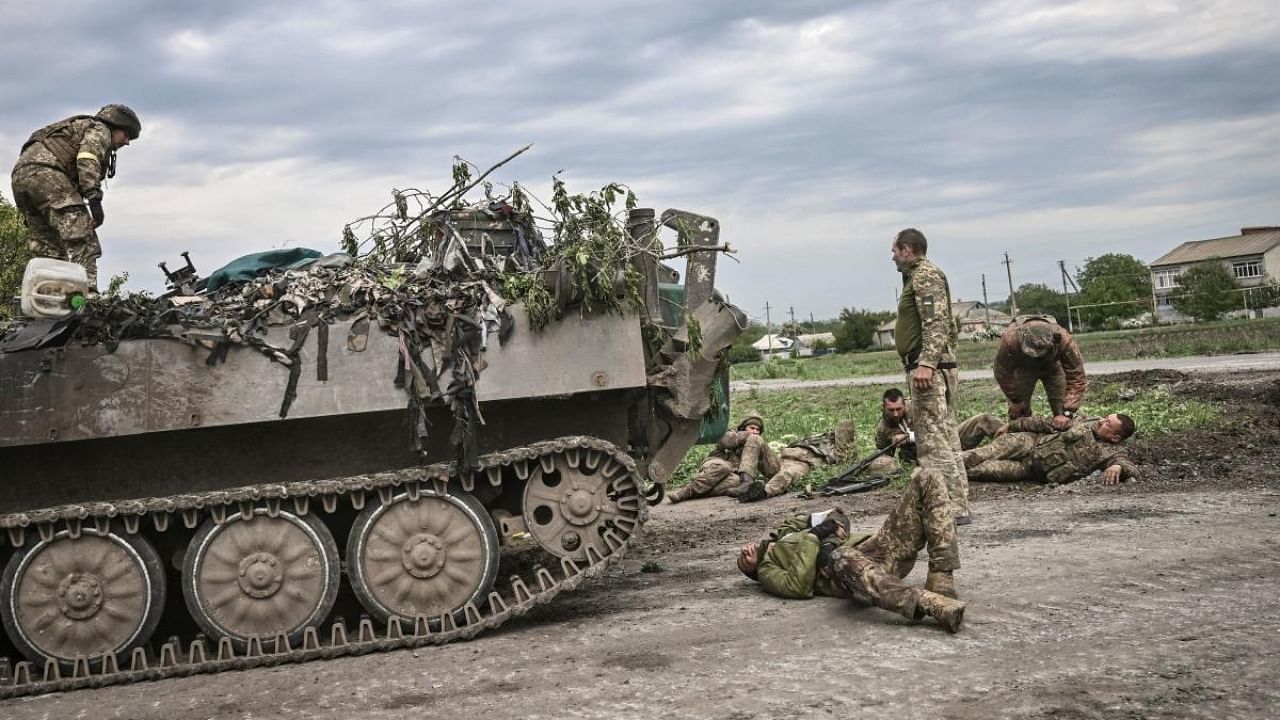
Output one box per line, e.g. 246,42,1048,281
735,467,965,632
995,315,1088,429
890,229,970,523
10,104,142,289
869,392,1004,477
963,413,1137,485
667,410,781,503
738,420,857,502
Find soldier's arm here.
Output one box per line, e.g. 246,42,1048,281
756,533,819,599
758,443,782,478
75,123,112,202
1007,416,1057,434
1058,332,1088,412
716,430,747,451
910,265,950,368
1101,451,1138,484
993,332,1023,399
874,420,894,450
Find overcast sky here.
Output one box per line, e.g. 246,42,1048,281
2,0,1276,323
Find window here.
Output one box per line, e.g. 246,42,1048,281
1153,269,1180,289
1232,259,1264,279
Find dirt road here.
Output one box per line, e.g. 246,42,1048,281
5,370,1279,720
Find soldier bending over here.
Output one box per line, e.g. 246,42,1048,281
735,468,966,633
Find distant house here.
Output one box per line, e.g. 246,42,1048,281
1149,227,1280,320
794,332,836,357
751,334,794,360
874,301,1012,348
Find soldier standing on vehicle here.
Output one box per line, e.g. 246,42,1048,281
667,410,781,503
891,229,971,524
963,413,1138,486
994,315,1088,429
10,104,142,290
735,467,966,632
737,420,858,502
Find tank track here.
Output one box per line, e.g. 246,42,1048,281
0,435,647,699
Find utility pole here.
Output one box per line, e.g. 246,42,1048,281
764,301,773,359
810,312,816,334
1003,252,1018,317
1059,260,1075,332
981,274,992,326
788,306,797,338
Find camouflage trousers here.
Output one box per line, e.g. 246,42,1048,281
962,432,1038,482
11,165,101,288
957,413,1004,450
863,454,900,478
907,367,969,516
764,447,824,497
668,434,770,501
1002,365,1067,419
828,468,959,619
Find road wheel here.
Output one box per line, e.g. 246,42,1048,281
183,510,339,649
1,526,166,667
346,489,499,626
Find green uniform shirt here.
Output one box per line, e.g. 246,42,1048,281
756,515,872,599
895,257,957,368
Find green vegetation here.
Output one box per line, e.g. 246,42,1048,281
834,307,894,352
1171,262,1243,322
730,316,1280,381
1,193,31,320
669,376,1221,491
1076,253,1152,324
1010,282,1068,323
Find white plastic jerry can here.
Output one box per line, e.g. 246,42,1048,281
20,258,90,319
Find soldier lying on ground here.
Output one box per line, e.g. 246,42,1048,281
735,468,966,633
963,413,1137,485
995,315,1088,429
866,389,1004,477
736,420,857,502
667,410,781,503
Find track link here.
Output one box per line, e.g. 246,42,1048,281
0,436,647,699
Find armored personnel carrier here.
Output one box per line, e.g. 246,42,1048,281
0,206,744,697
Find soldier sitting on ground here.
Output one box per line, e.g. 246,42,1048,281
963,413,1138,486
737,420,858,503
866,389,1005,477
735,467,966,633
667,410,780,503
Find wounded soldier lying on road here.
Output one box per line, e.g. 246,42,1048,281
962,413,1138,486
735,468,967,633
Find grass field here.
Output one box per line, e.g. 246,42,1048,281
730,316,1280,381
670,375,1220,490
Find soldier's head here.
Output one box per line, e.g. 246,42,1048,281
1095,413,1136,444
891,228,928,267
737,411,764,435
737,539,771,580
1018,322,1059,359
96,104,142,148
882,388,907,422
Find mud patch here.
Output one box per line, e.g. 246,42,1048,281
1069,507,1186,522
981,528,1062,542
379,691,438,710
603,650,672,671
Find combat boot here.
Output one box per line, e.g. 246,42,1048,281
925,570,958,599
915,590,966,633
667,487,689,504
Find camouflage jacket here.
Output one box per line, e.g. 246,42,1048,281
994,319,1088,413
757,515,872,599
708,430,781,477
873,404,918,464
14,116,113,202
895,257,957,368
1007,417,1138,483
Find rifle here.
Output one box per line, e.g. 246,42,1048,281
797,438,905,498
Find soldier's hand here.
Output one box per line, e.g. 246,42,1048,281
912,365,934,391
1051,414,1072,430
1102,465,1122,485
88,200,105,228
996,424,1009,436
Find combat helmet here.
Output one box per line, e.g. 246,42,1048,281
736,410,764,433
96,104,142,140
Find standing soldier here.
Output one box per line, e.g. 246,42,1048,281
10,104,142,290
667,410,780,503
994,315,1088,430
737,420,857,502
891,228,970,524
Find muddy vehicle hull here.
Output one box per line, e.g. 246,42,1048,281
0,208,744,698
